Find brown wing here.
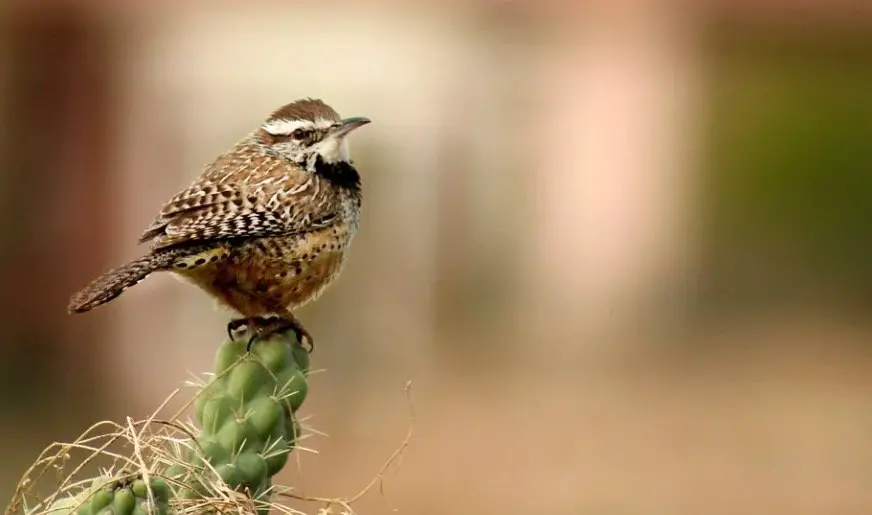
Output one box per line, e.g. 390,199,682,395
140,143,339,250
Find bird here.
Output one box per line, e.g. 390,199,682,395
67,98,371,351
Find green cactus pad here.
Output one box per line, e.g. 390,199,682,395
111,489,135,515
88,491,113,514
41,475,172,515
246,397,284,436
177,331,309,500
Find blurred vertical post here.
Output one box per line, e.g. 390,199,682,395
0,3,117,382
524,0,701,352
0,2,118,501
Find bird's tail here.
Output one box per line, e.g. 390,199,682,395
68,251,180,314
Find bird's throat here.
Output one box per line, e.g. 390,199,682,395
312,155,361,191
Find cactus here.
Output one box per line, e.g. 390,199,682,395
9,330,311,515
86,476,171,515
34,475,172,515
168,333,309,503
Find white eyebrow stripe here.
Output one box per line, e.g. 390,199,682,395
313,117,336,128
262,117,337,136
263,119,313,135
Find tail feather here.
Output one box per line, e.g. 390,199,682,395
68,251,179,314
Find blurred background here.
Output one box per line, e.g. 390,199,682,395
1,0,872,513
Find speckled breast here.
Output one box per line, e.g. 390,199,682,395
227,223,353,307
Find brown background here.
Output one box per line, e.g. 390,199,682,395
1,1,872,514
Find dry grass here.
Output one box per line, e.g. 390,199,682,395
4,349,414,515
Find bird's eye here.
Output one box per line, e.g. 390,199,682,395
290,128,309,140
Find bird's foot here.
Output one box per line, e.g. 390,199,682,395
228,315,314,353
227,318,252,341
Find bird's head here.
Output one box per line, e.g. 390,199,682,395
257,98,371,169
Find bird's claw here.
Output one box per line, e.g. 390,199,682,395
291,326,315,354
246,333,259,352
227,318,251,341
229,315,315,354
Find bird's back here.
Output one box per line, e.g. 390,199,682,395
140,137,350,251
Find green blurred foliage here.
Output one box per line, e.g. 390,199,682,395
700,25,872,313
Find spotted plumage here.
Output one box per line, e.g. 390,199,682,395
68,98,371,350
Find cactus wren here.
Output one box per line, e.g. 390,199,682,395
68,98,371,351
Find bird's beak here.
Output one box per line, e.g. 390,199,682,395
331,117,371,138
